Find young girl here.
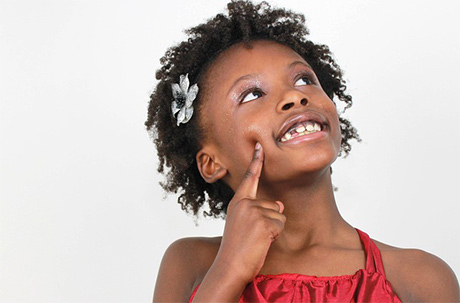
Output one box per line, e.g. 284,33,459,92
145,1,459,302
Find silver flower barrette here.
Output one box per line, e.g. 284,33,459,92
171,73,199,126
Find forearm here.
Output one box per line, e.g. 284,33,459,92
191,260,249,303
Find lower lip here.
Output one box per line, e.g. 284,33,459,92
278,130,328,145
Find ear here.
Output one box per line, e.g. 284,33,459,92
196,149,228,183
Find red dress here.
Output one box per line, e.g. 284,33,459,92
189,228,402,302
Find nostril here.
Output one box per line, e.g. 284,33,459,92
300,98,307,106
282,103,294,110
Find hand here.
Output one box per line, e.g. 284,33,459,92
215,142,286,283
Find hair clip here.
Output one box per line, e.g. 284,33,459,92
171,73,199,126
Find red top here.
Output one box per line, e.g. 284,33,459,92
189,228,402,302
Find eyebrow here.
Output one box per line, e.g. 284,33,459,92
288,60,313,70
227,60,313,96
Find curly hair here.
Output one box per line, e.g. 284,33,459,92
145,0,361,218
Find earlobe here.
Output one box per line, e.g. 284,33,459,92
196,150,228,183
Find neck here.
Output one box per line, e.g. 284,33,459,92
259,167,354,251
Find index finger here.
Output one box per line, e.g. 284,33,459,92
235,142,264,199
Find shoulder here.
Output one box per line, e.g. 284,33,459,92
372,239,460,302
163,236,221,263
153,236,221,302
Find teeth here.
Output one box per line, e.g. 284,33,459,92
295,125,305,133
280,120,323,142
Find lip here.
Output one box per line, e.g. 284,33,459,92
276,111,329,142
279,129,328,145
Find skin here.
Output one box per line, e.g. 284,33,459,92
153,40,460,302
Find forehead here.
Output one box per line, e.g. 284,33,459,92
205,40,307,81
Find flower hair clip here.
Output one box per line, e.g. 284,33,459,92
171,73,199,126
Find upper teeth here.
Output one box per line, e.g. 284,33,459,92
280,121,322,142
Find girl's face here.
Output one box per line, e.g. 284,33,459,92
198,40,342,192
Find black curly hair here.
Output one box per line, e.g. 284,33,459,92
145,0,361,218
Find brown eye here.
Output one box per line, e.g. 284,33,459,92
241,90,263,103
294,76,312,86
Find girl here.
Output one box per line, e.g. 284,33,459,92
145,1,459,302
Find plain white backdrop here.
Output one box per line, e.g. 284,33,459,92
1,0,459,302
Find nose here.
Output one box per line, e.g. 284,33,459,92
276,90,309,112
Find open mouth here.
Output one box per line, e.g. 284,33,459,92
277,111,328,143
279,120,324,142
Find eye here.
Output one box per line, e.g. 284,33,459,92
294,76,312,86
241,90,264,103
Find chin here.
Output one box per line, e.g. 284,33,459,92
266,150,337,184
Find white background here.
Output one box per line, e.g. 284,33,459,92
1,0,459,302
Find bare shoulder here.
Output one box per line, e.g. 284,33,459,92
153,236,221,302
372,238,460,302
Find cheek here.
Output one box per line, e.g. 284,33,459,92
208,102,235,140
233,108,265,141
317,95,342,150
333,117,342,153
221,114,269,176
330,110,342,152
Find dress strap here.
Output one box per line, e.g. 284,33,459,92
355,228,386,277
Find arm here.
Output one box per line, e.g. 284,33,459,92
153,238,201,302
412,250,459,302
394,249,460,302
190,257,249,302
191,143,285,302
155,143,285,302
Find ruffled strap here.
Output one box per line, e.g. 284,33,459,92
356,228,386,277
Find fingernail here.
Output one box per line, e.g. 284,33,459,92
255,142,261,150
276,201,284,213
